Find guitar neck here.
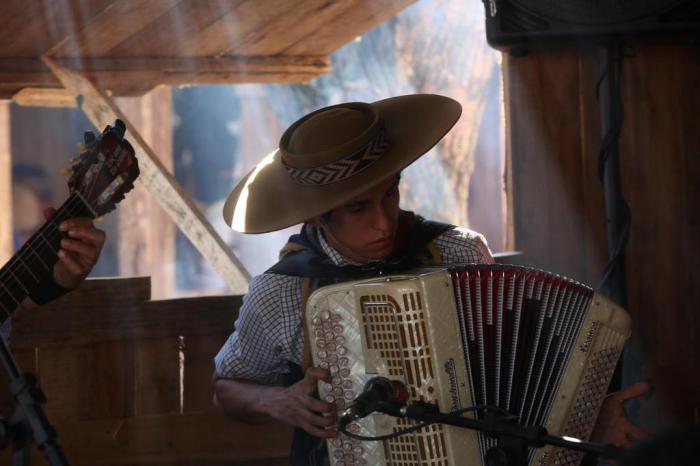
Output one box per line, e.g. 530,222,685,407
0,192,94,320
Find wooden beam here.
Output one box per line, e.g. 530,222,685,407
55,55,331,85
12,87,77,107
0,55,329,99
0,101,11,265
42,55,250,293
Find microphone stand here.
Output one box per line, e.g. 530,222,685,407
0,335,69,465
352,402,623,466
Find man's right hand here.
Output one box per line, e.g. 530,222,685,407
266,367,337,438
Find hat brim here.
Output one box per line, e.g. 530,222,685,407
223,94,462,233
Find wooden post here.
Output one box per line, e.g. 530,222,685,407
42,55,250,293
0,101,12,265
116,87,176,299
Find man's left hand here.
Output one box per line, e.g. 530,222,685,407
591,380,651,448
47,208,106,289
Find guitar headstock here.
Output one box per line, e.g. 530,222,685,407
67,120,139,216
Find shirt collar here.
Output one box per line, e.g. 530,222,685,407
312,225,364,267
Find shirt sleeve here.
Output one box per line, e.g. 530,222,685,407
433,227,495,264
214,273,304,385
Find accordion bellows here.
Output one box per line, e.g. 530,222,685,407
306,265,631,466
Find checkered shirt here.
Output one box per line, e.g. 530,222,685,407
214,224,494,384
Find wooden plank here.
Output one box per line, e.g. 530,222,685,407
53,411,293,464
504,49,588,281
12,294,240,348
618,43,700,421
0,348,36,417
283,0,416,55
134,338,181,416
12,87,77,107
183,334,229,413
11,277,242,348
0,101,11,264
107,0,247,58
37,346,87,420
576,48,608,287
43,55,251,293
214,0,358,56
83,340,135,420
0,0,115,58
58,0,182,57
116,86,176,299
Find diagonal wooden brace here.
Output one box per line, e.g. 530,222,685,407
43,55,250,293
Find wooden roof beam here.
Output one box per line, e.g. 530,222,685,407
0,55,330,99
42,55,250,293
56,55,331,85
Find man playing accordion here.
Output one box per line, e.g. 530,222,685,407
212,94,647,465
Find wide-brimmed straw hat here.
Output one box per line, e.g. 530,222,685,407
223,93,461,233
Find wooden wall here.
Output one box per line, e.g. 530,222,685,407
504,43,700,425
0,278,292,465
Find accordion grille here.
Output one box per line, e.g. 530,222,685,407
360,293,450,465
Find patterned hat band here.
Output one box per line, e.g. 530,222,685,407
282,127,391,186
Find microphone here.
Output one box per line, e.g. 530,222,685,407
339,377,409,428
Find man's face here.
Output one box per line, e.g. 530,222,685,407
323,175,401,262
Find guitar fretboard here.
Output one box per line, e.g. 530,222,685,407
0,192,94,321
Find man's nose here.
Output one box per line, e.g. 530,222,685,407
371,204,392,233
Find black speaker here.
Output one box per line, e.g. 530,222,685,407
483,0,700,52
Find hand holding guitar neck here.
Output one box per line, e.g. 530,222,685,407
0,119,139,315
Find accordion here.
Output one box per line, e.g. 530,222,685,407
306,264,631,466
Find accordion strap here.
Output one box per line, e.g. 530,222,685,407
300,277,314,373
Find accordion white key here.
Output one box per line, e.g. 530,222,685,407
306,264,631,466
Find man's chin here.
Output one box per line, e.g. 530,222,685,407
364,244,394,260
